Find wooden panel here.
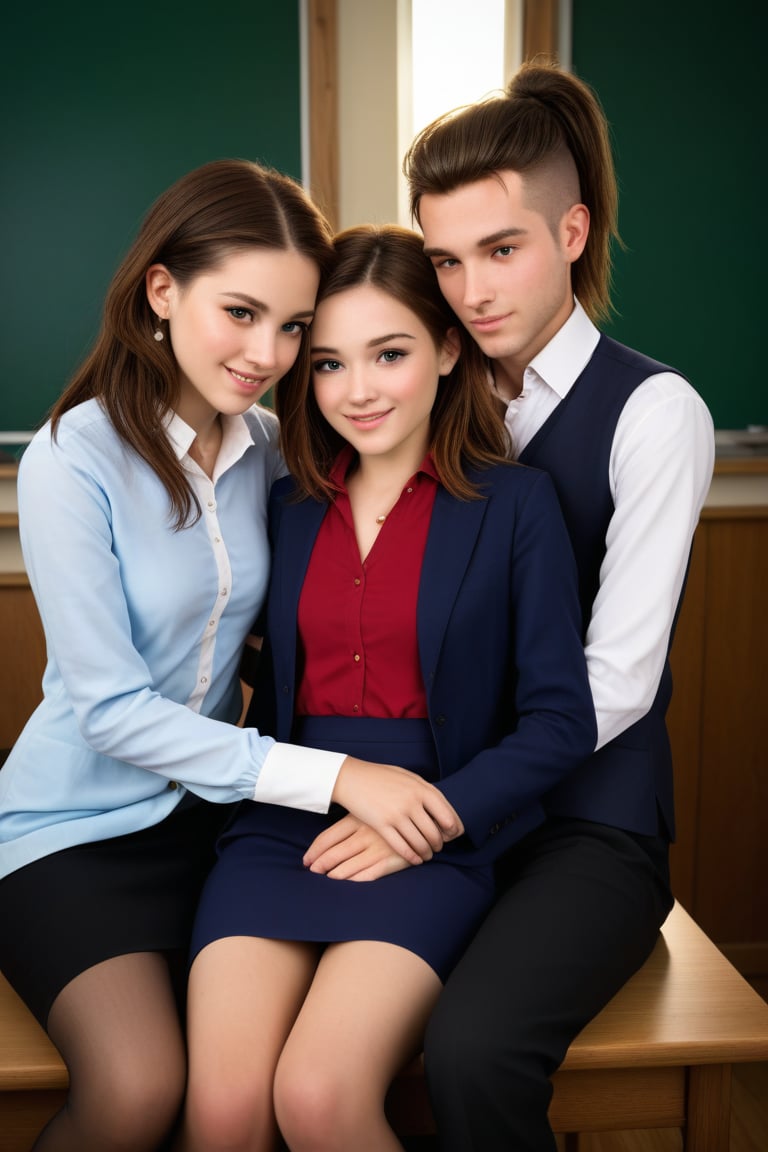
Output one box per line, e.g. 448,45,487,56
523,0,559,60
694,519,768,948
0,1090,66,1152
548,1066,685,1132
720,944,768,985
0,582,45,749
667,526,708,911
686,1064,732,1152
308,0,339,229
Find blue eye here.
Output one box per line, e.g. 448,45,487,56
227,306,253,321
493,246,514,257
379,349,405,363
313,359,342,373
282,321,308,336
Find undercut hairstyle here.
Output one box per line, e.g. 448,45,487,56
51,159,334,527
403,60,622,325
276,224,510,502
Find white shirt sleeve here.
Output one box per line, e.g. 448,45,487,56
587,373,714,748
254,743,344,811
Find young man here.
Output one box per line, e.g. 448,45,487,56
400,61,715,1151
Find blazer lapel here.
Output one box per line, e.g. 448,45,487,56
418,482,488,682
269,494,327,726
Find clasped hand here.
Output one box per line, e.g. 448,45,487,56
310,757,463,880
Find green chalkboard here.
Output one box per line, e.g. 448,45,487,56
572,0,763,430
0,1,302,435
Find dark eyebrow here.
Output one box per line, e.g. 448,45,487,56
220,292,267,310
368,332,416,348
423,228,527,259
311,332,416,354
220,292,315,321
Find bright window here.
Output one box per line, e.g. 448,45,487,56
410,0,513,138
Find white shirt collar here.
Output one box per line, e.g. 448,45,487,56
526,299,601,400
163,409,257,480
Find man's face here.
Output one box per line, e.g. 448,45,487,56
418,171,585,380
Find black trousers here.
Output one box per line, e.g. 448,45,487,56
423,817,674,1152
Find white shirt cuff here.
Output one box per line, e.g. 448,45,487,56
252,742,345,812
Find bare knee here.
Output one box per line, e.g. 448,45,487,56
274,1069,343,1150
184,1073,276,1152
275,1059,375,1152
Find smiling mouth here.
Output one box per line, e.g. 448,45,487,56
347,410,392,424
228,367,266,385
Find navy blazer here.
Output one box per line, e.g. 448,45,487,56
248,462,597,865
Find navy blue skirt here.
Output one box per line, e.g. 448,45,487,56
191,717,495,981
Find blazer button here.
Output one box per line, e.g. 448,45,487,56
435,715,446,726
489,822,501,835
282,685,290,694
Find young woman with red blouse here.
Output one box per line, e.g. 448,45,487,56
182,225,596,1152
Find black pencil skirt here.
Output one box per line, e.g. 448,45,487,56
0,795,232,1027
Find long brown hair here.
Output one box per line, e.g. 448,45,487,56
276,224,509,502
51,159,334,527
403,60,621,325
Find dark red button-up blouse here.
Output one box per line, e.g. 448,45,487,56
295,447,438,719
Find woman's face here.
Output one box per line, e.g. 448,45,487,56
147,247,320,431
310,283,458,471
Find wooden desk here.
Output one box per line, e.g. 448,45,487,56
0,975,66,1152
387,902,768,1150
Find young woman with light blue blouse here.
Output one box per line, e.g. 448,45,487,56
0,161,461,1152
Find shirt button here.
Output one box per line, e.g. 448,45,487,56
208,620,215,628
353,653,360,662
352,704,359,713
200,676,208,685
354,578,361,586
207,500,216,510
168,780,179,790
220,588,228,597
406,486,413,493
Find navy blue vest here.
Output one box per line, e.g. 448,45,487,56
519,334,688,840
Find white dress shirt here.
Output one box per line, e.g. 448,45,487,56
502,300,715,750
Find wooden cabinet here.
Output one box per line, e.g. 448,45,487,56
0,577,45,750
0,462,46,750
667,472,768,980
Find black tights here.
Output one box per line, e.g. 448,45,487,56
35,952,187,1152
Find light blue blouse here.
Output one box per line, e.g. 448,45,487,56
0,398,291,879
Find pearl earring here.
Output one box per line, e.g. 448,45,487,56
153,317,165,342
